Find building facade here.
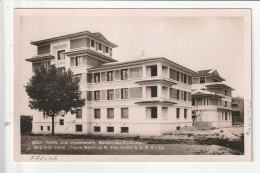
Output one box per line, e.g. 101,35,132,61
26,31,197,136
191,70,234,127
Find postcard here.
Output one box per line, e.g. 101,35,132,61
13,8,251,162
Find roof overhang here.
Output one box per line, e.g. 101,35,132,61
135,78,177,86
217,107,235,111
192,94,224,99
64,48,117,63
88,57,198,75
25,54,55,62
30,30,118,48
135,99,177,105
206,83,235,91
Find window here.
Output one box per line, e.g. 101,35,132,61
224,90,228,96
75,56,82,66
76,125,82,132
176,108,180,119
43,112,48,119
146,107,158,119
60,119,64,125
94,73,100,83
98,43,102,51
225,112,228,120
162,107,168,119
76,109,82,119
177,71,180,81
150,65,157,76
94,91,100,100
177,90,180,100
224,101,228,107
94,126,101,132
43,61,51,70
151,107,157,118
121,127,129,133
184,109,187,119
40,126,43,131
91,40,95,47
47,126,50,131
184,74,187,83
200,77,205,83
107,71,113,81
192,99,195,106
107,108,114,119
176,126,180,130
184,91,187,101
106,46,109,53
107,127,114,132
107,90,114,100
94,109,101,119
121,88,128,99
121,69,128,80
151,86,157,97
203,98,209,105
75,74,82,83
57,50,65,60
121,108,129,119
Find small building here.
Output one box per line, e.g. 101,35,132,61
26,30,197,136
191,69,234,128
232,97,244,124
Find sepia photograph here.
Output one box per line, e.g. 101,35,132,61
13,8,251,162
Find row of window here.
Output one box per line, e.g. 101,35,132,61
192,98,231,107
90,39,110,54
74,124,129,133
221,112,232,121
40,126,50,131
93,69,128,83
169,68,191,84
94,88,129,100
93,126,129,133
94,108,129,119
93,87,190,101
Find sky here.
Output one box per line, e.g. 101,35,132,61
14,9,249,115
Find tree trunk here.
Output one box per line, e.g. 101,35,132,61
52,115,55,135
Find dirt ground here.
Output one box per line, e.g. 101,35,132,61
21,125,244,155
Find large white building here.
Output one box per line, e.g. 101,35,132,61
26,30,197,136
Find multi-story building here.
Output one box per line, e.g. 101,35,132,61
191,70,234,127
26,30,197,136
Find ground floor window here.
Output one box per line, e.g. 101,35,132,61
176,126,180,130
76,125,82,132
184,109,187,119
94,109,101,119
107,108,114,119
121,108,129,119
121,127,129,133
176,108,180,119
47,126,50,131
146,107,157,119
107,127,114,132
60,119,64,125
76,109,82,119
40,126,43,131
162,107,168,119
94,126,101,132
